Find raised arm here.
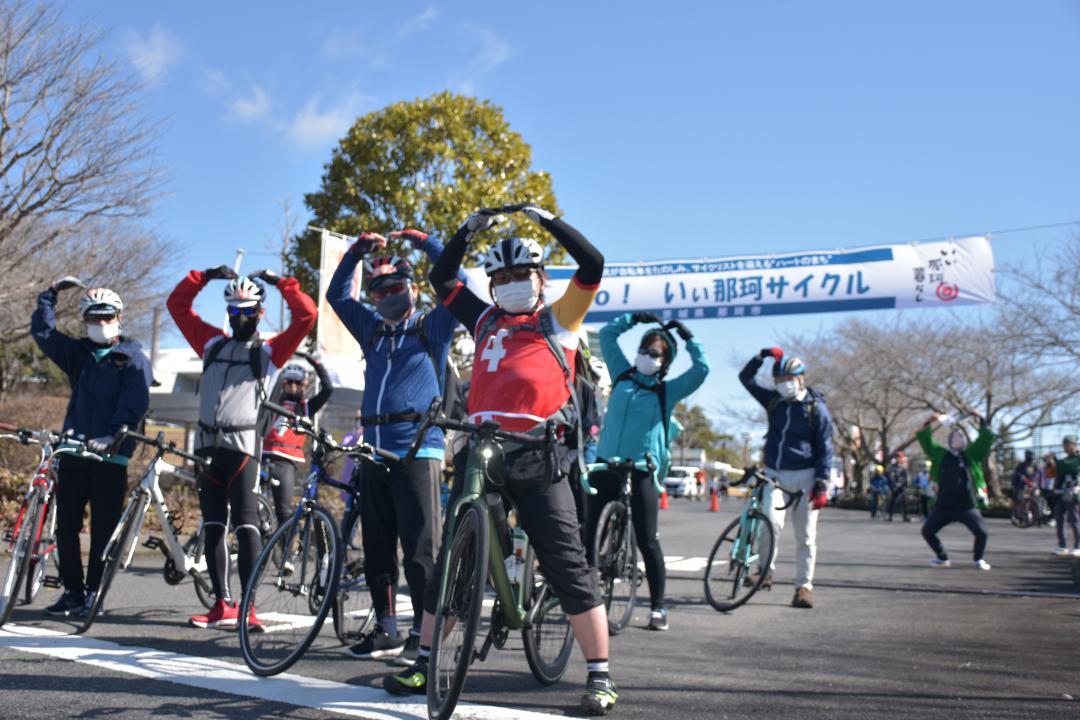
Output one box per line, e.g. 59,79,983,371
598,314,636,380
430,216,493,334
739,351,779,408
967,422,996,464
265,276,318,369
31,284,82,377
166,270,225,357
325,249,379,348
665,323,710,403
306,355,334,416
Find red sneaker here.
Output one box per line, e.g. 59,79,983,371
245,604,265,634
189,598,239,629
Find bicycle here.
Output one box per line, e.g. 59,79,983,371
404,398,576,720
1011,487,1052,529
586,454,656,635
703,466,802,612
0,426,100,626
238,400,395,676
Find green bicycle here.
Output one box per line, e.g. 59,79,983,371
404,399,575,720
703,466,802,612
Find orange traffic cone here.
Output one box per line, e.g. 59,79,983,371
709,488,720,513
659,489,669,510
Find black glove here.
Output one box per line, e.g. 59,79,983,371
666,320,693,341
348,231,386,258
759,347,784,361
250,269,282,287
51,276,84,293
632,312,661,325
205,265,238,281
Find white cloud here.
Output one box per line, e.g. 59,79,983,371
451,24,510,94
286,94,371,149
228,85,271,123
199,67,231,96
126,23,184,85
398,6,440,38
319,29,389,67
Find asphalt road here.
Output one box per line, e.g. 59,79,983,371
2,496,1078,719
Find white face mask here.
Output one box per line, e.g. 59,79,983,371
635,352,663,376
776,380,800,399
86,321,120,345
492,277,540,314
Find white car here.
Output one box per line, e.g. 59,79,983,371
664,466,701,499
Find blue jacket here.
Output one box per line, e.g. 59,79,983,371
738,355,833,479
596,313,709,478
31,288,153,460
326,237,457,460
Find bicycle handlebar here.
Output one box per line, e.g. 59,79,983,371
404,397,553,465
734,466,804,509
584,453,659,496
262,400,400,463
115,426,207,467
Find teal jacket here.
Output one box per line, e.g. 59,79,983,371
595,313,710,478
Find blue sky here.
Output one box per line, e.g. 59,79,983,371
69,1,1080,431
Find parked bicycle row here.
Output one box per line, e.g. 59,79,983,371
3,204,1078,720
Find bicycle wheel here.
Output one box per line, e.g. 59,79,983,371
332,512,373,644
239,505,341,676
703,509,775,612
256,493,276,542
0,489,42,626
81,495,146,633
25,492,56,605
1010,498,1036,529
428,503,489,720
593,501,637,634
186,530,218,610
522,544,574,685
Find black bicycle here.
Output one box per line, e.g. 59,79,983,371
586,454,656,634
238,400,396,676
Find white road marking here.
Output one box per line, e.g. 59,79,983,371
0,624,566,720
663,556,709,573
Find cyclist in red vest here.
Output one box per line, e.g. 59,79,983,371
262,354,333,528
384,205,618,716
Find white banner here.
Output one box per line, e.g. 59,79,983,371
316,231,365,390
463,235,995,323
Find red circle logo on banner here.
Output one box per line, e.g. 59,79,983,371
936,283,959,302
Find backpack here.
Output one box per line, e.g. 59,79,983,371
474,306,586,473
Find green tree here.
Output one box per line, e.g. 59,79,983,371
289,92,561,300
672,402,738,466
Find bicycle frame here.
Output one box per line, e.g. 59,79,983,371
730,469,801,567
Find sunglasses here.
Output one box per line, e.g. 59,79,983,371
227,305,259,316
490,267,536,286
370,282,409,299
638,347,665,359
283,379,304,386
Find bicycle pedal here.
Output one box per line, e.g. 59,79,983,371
2,529,12,543
143,536,167,554
43,575,62,588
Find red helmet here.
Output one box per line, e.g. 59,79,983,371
362,255,413,291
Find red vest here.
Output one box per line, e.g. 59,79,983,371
263,398,308,462
467,306,577,433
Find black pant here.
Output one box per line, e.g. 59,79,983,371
425,444,600,617
360,457,440,631
921,505,988,562
585,467,666,611
889,487,909,521
266,457,297,529
919,495,930,518
1053,501,1080,549
197,447,262,602
55,455,127,597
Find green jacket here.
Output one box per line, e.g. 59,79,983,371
916,424,995,510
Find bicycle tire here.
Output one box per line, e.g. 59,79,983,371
332,511,373,644
239,505,342,677
25,492,56,605
703,509,775,612
187,531,217,610
522,543,574,685
256,493,276,541
593,500,637,634
1010,498,1036,529
81,494,146,633
0,489,42,626
428,502,489,720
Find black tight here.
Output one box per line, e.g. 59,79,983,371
197,448,262,602
922,505,988,562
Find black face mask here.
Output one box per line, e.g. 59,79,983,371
229,313,259,341
282,391,302,402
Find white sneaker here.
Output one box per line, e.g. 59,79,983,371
928,558,951,568
973,559,991,571
1053,547,1071,557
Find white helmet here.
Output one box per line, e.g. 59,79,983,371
281,364,307,383
483,237,544,276
79,288,123,318
224,276,266,307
